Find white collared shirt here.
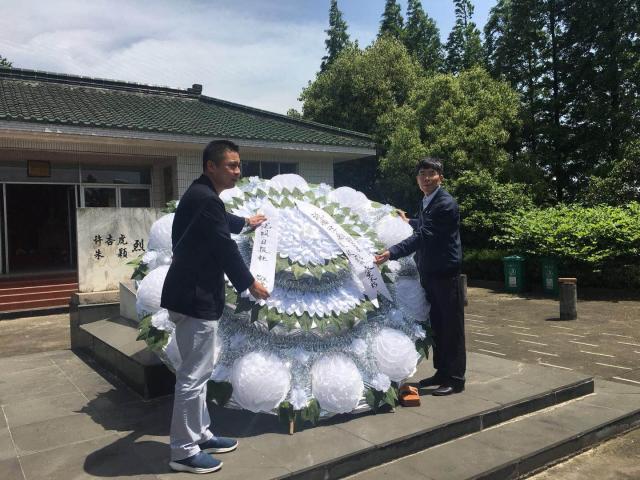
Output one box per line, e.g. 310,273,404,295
422,186,440,211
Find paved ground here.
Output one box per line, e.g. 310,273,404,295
462,284,640,479
0,313,69,358
465,284,640,386
0,285,638,479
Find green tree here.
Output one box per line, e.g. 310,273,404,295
562,0,640,181
378,0,404,40
286,108,302,119
445,0,484,73
379,67,521,209
320,0,351,72
0,54,11,68
300,37,422,138
448,170,534,248
485,0,572,202
404,0,443,72
485,0,640,203
583,140,640,206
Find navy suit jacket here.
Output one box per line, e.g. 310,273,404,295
160,175,254,320
389,188,462,277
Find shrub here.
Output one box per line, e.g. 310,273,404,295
493,202,640,289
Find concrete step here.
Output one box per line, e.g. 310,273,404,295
349,379,640,480
73,315,175,399
0,287,78,303
0,295,73,312
0,282,78,295
170,353,593,480
0,274,77,289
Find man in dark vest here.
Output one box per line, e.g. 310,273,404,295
161,139,269,474
375,157,465,396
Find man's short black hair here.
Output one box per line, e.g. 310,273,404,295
415,157,444,176
202,140,240,170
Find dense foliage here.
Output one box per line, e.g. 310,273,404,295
494,203,640,266
298,1,639,287
300,37,422,138
379,67,521,209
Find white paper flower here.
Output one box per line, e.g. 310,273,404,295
395,277,430,322
372,328,419,382
150,309,174,332
270,174,309,192
289,387,309,410
136,265,170,316
231,352,291,413
311,354,363,413
350,338,368,357
142,250,158,266
413,324,426,339
369,372,391,392
148,213,174,252
220,186,243,202
387,260,401,274
328,186,371,212
375,215,414,248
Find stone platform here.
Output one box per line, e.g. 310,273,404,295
1,348,638,480
69,282,175,399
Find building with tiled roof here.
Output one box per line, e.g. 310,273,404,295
0,67,376,281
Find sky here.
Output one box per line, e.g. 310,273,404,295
0,0,496,114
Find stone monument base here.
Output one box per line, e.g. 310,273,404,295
70,282,174,399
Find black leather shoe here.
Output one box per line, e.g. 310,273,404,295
432,384,465,396
418,375,444,388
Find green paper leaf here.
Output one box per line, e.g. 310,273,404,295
302,398,320,425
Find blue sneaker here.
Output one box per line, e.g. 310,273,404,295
199,436,238,454
169,452,222,474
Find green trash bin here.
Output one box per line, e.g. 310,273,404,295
541,257,559,295
503,255,525,293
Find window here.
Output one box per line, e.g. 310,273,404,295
120,188,151,207
84,187,117,207
261,162,279,179
81,166,151,185
82,186,150,207
240,161,298,179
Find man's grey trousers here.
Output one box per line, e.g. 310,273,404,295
169,312,218,461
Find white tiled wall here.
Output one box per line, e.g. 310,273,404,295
175,149,336,197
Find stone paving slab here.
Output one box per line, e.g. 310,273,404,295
0,349,595,480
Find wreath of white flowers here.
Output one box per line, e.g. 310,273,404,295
133,174,431,427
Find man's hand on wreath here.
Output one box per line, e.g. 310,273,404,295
249,280,270,299
246,214,267,229
397,210,410,223
374,251,391,265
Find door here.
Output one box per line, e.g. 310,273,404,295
5,184,77,273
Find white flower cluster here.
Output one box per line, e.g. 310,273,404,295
135,174,431,418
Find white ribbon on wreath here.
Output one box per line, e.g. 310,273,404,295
295,200,392,305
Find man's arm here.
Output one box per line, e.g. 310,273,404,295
201,198,269,298
227,213,267,234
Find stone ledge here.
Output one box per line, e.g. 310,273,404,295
71,290,119,305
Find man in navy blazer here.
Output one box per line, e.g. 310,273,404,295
161,140,269,474
376,158,465,396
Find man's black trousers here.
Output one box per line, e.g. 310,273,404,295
421,273,466,386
